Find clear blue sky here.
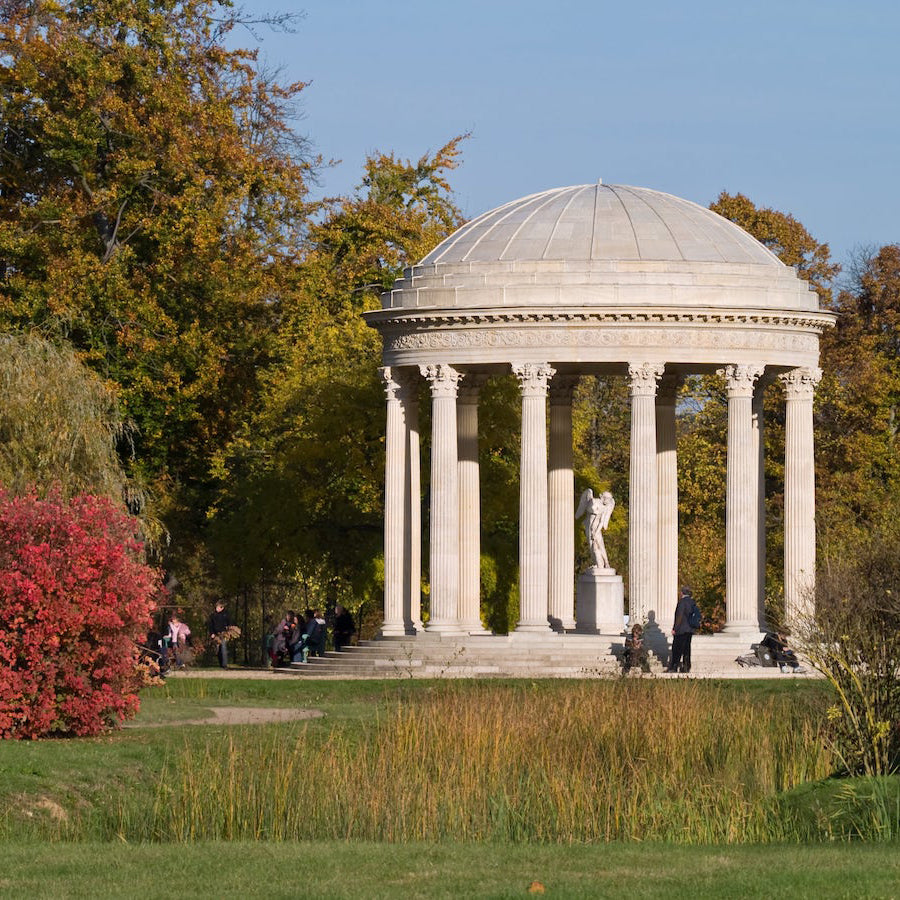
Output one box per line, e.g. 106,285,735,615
233,0,899,270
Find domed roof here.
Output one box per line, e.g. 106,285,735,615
421,183,779,267
368,183,835,371
380,183,821,314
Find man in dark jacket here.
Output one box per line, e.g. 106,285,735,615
333,604,356,652
207,600,232,669
667,587,699,673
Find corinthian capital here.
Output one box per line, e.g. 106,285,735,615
380,366,410,402
721,364,764,398
627,363,665,397
511,362,556,397
419,363,463,398
779,367,822,399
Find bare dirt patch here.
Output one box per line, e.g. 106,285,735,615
126,707,323,728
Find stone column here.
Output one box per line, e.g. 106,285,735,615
548,375,579,631
458,376,489,633
405,385,423,632
723,364,764,634
512,362,556,632
656,374,680,629
420,363,463,633
780,367,822,629
380,367,409,636
628,363,664,624
752,374,771,631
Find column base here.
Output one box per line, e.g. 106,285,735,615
576,570,625,634
513,622,553,634
722,624,766,641
424,622,467,635
380,623,408,637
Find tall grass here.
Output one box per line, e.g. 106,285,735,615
110,681,833,843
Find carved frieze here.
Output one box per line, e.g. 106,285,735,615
384,323,820,355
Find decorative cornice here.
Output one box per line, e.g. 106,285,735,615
511,362,556,397
628,363,665,396
722,364,765,399
779,366,822,399
365,307,836,332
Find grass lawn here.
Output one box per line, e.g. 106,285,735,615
2,675,897,897
2,840,899,898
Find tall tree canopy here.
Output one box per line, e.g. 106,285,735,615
0,0,317,531
207,138,468,618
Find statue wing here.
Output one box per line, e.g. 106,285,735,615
574,488,592,520
599,493,615,530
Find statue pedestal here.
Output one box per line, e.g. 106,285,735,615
576,568,625,633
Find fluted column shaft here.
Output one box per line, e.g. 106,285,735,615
513,362,555,632
458,377,488,632
628,363,664,624
380,367,409,636
656,375,680,629
548,376,579,631
781,367,821,629
753,378,769,630
724,365,764,633
405,388,423,632
421,364,463,632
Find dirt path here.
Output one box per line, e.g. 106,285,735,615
127,706,324,727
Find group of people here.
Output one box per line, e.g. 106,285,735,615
267,604,356,667
623,587,805,675
622,586,702,674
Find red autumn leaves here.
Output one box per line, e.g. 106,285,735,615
0,490,160,739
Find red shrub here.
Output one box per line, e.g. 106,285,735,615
0,489,160,739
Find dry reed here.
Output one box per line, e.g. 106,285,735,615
117,681,832,844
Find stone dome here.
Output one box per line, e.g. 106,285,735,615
422,183,778,267
381,183,820,313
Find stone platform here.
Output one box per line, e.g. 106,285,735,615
273,632,817,680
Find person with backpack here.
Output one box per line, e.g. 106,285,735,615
667,586,701,673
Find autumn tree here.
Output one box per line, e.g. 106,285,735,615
0,489,160,738
816,244,900,553
667,194,842,623
0,0,318,563
208,139,468,635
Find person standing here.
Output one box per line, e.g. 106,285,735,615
207,600,232,669
667,587,699,673
168,613,191,669
333,604,356,652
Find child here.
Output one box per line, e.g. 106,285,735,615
623,623,650,673
168,613,191,669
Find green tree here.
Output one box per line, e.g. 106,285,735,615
0,0,317,550
672,194,843,623
208,139,468,628
0,331,129,501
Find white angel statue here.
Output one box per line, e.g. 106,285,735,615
575,488,615,570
